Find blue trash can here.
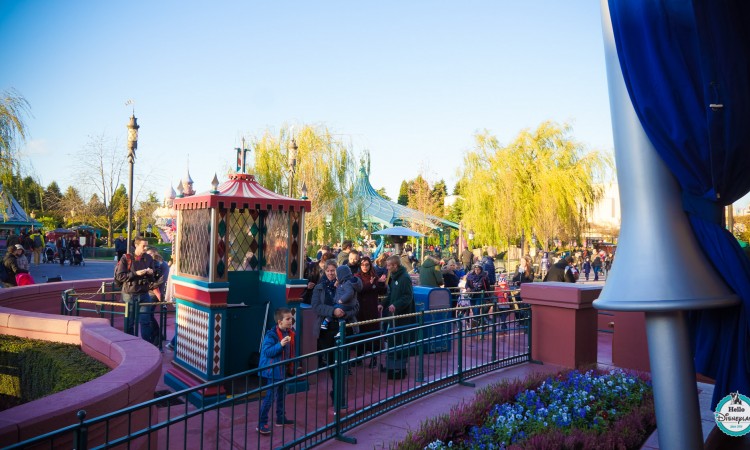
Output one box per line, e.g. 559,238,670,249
413,287,452,353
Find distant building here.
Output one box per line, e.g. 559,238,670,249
584,182,621,244
443,195,463,208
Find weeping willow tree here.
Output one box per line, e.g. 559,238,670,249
251,124,362,249
0,89,31,215
459,121,611,253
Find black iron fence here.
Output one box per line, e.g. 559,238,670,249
60,282,174,351
14,293,530,449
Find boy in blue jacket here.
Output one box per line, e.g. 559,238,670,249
257,307,296,435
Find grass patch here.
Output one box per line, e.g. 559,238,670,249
396,368,655,450
0,335,110,411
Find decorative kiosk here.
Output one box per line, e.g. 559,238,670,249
164,173,310,403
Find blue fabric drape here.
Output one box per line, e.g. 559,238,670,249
609,0,750,408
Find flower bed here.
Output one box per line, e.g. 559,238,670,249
398,369,655,450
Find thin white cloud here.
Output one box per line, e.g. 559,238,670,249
22,139,50,156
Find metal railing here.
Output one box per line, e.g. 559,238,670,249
11,295,530,449
60,282,174,351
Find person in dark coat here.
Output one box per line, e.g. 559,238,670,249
373,253,389,278
311,259,359,405
511,255,535,323
3,245,29,286
418,255,443,287
582,257,592,281
592,255,603,281
354,256,387,367
380,255,416,364
465,263,490,295
543,255,576,283
347,249,361,275
302,253,333,304
114,235,127,261
465,262,491,323
441,259,460,290
482,254,497,286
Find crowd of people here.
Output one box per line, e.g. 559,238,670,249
1,230,44,286
1,229,91,287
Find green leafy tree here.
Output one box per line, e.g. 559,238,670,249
453,180,465,196
397,181,409,205
0,89,30,217
431,179,448,216
376,187,391,201
60,186,84,226
3,173,44,216
251,124,360,245
43,182,64,223
404,174,441,238
459,121,611,252
137,191,160,237
446,196,464,224
733,215,750,244
0,89,29,176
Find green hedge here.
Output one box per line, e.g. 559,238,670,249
0,336,110,411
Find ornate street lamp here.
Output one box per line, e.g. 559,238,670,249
287,137,298,197
126,113,139,255
300,182,308,200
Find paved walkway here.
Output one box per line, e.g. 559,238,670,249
22,258,117,283
17,261,719,449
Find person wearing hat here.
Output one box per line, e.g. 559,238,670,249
3,244,30,286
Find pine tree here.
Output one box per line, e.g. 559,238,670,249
397,181,409,205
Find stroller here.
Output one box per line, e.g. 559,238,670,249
456,289,474,328
69,247,84,266
43,244,56,263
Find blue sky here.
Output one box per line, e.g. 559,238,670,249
3,1,746,208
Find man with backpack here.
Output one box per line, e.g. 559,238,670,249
115,237,163,344
32,231,43,266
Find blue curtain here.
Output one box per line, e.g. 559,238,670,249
609,0,750,408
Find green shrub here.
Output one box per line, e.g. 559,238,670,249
0,335,110,411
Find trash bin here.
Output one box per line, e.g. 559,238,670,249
413,286,452,353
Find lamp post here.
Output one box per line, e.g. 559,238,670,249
287,137,298,197
126,114,139,256
30,210,36,231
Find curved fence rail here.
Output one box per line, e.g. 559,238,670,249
60,282,175,351
9,294,530,450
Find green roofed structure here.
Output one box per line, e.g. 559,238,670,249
0,183,42,250
352,167,459,231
